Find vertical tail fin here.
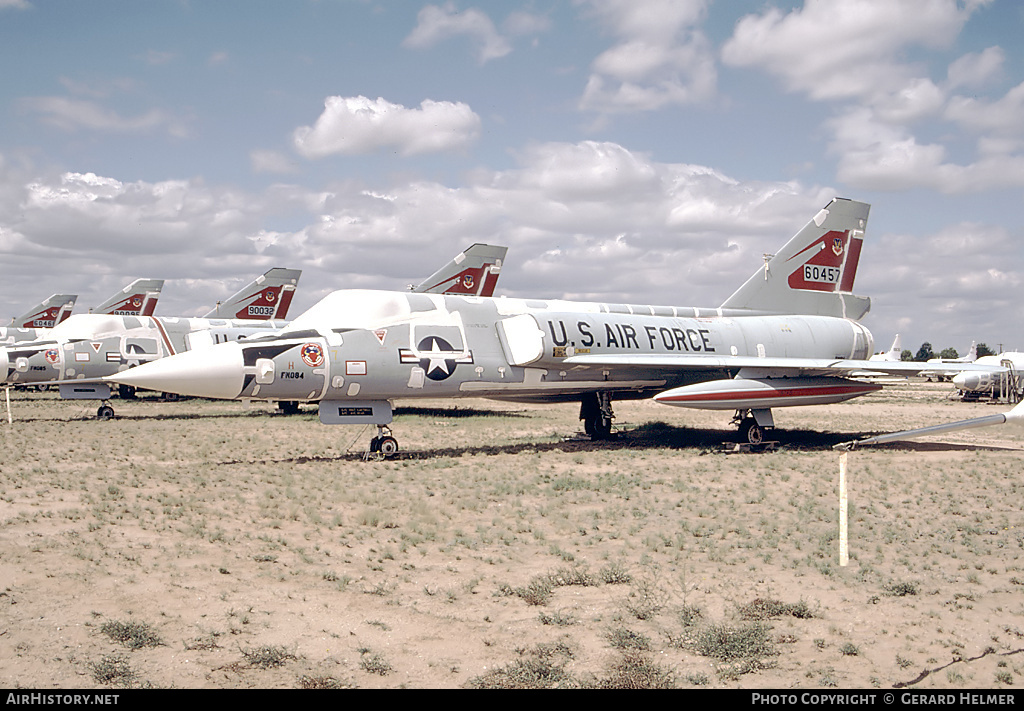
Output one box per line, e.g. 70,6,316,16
413,244,507,297
204,268,302,320
870,334,901,362
965,341,977,362
12,294,78,328
93,279,164,316
720,198,870,319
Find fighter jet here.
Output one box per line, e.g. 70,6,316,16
1,279,163,348
202,267,301,320
411,243,505,297
107,198,1004,451
90,278,165,316
1,278,165,346
0,294,78,346
3,246,506,418
0,269,297,416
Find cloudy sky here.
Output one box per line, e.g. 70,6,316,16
1,0,1022,355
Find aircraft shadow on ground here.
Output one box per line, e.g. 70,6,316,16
12,402,1016,456
15,402,531,424
215,419,1018,467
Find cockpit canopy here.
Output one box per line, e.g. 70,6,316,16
288,289,440,331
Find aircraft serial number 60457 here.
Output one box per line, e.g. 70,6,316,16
107,198,1004,453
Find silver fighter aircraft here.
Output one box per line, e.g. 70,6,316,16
107,199,1003,451
1,278,164,346
90,278,164,317
0,269,299,416
1,294,78,346
3,245,506,419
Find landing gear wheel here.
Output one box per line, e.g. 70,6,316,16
377,436,399,456
277,401,300,415
369,426,399,457
580,392,614,440
741,418,763,445
590,414,612,439
97,404,115,420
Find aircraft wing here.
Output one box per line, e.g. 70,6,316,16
834,399,1024,450
561,353,1004,378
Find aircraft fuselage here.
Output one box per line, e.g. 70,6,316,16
143,290,874,408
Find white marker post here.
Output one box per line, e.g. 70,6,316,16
839,452,848,566
5,386,11,425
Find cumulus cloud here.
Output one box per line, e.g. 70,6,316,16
403,3,512,64
721,0,1024,195
19,96,188,136
250,149,299,175
1,140,831,313
722,0,985,102
946,81,1024,136
3,139,1019,346
861,222,1022,346
577,0,717,113
947,46,1004,89
292,96,481,158
828,108,1024,193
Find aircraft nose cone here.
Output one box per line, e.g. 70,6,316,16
952,372,979,391
106,342,245,399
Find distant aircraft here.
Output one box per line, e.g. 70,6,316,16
91,278,164,317
0,268,298,417
203,268,300,320
951,352,1024,397
411,243,506,297
921,341,977,382
870,334,901,362
1,279,163,347
0,294,78,346
3,246,507,419
107,198,1004,452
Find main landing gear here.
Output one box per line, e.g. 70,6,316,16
580,392,614,440
732,408,774,445
96,401,115,420
277,401,301,415
369,425,399,456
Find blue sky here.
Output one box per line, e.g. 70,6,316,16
1,0,1022,355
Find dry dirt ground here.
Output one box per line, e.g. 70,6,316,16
1,381,1023,689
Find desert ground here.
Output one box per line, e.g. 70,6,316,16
1,380,1023,689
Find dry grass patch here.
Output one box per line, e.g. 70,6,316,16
3,387,1024,688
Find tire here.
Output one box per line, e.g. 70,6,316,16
742,419,763,445
97,405,115,420
378,436,399,456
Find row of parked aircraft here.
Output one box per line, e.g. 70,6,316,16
865,333,1022,397
1,244,506,418
3,198,1011,451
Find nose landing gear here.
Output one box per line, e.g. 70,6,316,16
369,425,399,456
